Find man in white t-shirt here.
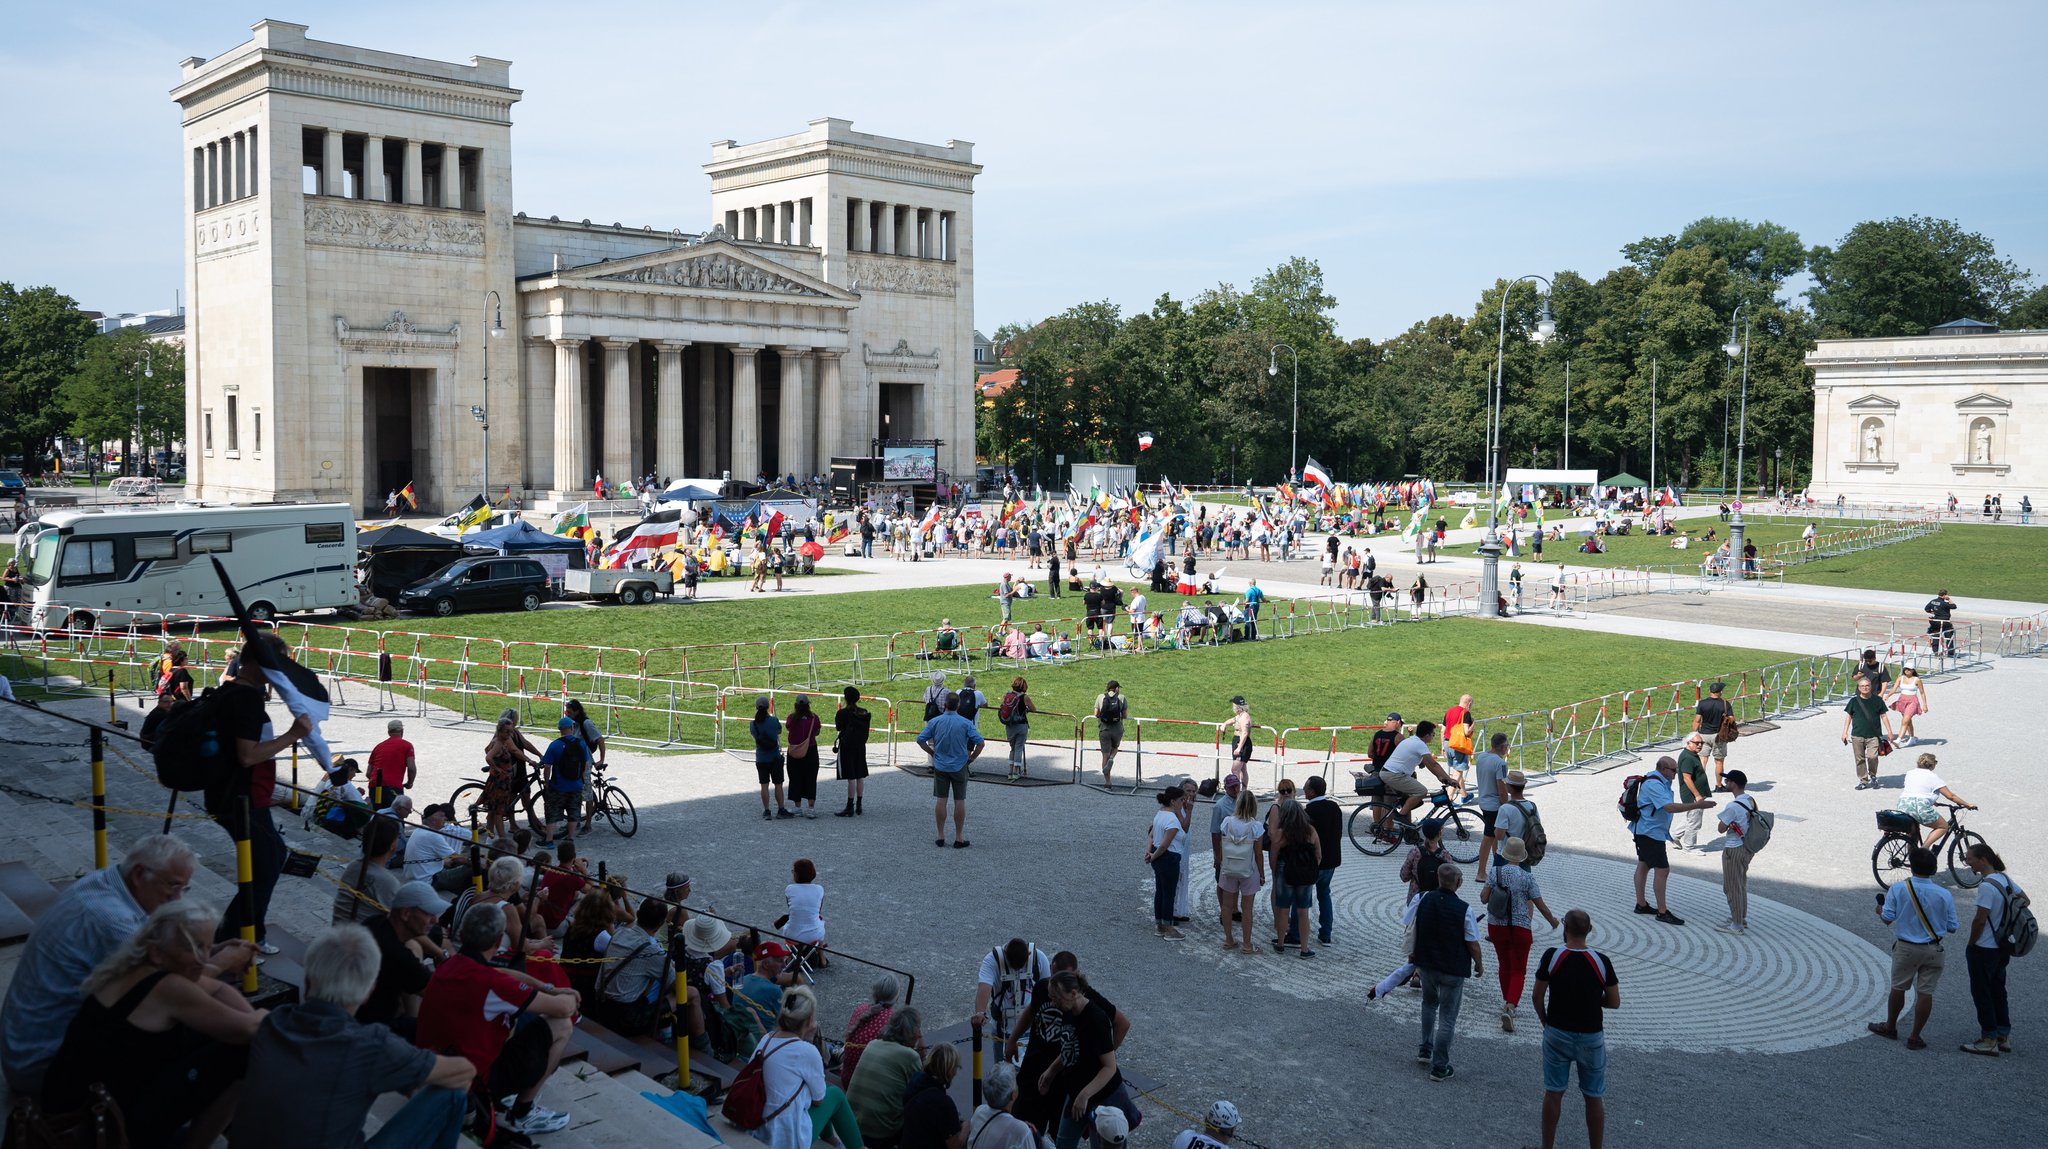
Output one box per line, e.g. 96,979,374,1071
401,803,474,888
1381,720,1459,819
1714,770,1756,935
974,938,1053,1061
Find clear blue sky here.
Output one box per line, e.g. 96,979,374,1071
8,1,2045,339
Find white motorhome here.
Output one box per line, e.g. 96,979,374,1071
17,504,357,629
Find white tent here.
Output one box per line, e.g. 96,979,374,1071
1503,468,1599,487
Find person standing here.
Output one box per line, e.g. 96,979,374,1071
1868,847,1959,1050
1960,843,2019,1056
1924,590,1958,659
1220,696,1256,787
1242,579,1265,639
1532,909,1620,1149
997,572,1017,625
1629,756,1714,925
1841,675,1896,791
1412,863,1482,1081
1441,694,1476,787
367,718,417,807
1368,713,1402,773
212,636,313,952
784,695,823,819
1094,681,1128,784
832,686,871,818
999,676,1037,781
916,692,985,848
1692,681,1734,791
1145,791,1186,940
1472,731,1510,885
1482,838,1558,1032
1271,800,1322,958
1046,548,1062,598
1671,733,1714,851
1715,770,1758,935
1214,787,1264,954
750,696,792,821
1302,776,1344,947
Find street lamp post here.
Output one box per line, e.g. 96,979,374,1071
1724,302,1752,579
137,345,153,479
1482,276,1555,618
1649,357,1658,491
477,290,504,500
1562,358,1570,469
1268,343,1299,480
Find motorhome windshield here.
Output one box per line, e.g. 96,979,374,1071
21,528,58,586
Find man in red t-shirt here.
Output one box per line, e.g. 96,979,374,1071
416,902,580,1136
368,719,417,803
1441,694,1476,796
534,839,588,932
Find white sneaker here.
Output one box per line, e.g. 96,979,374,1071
507,1105,571,1135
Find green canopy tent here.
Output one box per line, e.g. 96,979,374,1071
1600,472,1648,489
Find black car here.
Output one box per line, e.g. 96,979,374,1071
397,556,551,617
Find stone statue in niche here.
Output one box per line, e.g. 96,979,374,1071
1862,421,1882,462
1973,421,1993,464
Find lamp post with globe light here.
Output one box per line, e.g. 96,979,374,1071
1268,343,1299,481
1724,301,1751,580
1480,276,1555,618
477,290,505,498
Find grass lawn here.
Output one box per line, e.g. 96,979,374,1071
1780,523,2048,604
1454,516,1890,571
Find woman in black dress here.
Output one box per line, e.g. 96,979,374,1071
786,694,823,818
833,685,873,817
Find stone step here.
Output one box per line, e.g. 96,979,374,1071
546,1064,722,1149
0,861,64,926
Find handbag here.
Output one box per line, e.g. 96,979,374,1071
1878,736,1894,757
5,1084,129,1149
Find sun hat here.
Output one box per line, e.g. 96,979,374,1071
1505,769,1528,787
683,916,732,954
1501,838,1529,864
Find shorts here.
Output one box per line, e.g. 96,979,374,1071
1480,809,1498,836
1380,772,1427,799
1632,834,1669,870
1098,723,1124,755
1444,748,1471,772
1897,795,1938,826
489,1014,554,1099
1706,738,1728,760
1890,940,1944,996
1217,869,1263,896
1274,882,1315,910
1231,737,1254,766
1541,1026,1607,1098
544,789,584,824
932,769,968,800
755,757,786,786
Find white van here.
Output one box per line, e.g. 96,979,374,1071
17,503,357,630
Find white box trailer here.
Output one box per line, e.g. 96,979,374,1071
562,567,672,605
18,503,357,630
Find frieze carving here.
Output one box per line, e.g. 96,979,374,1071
593,252,823,296
862,339,941,371
195,203,263,261
335,310,461,351
305,202,485,257
847,254,957,297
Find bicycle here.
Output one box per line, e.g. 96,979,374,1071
1345,773,1484,863
1872,802,1984,891
450,760,638,840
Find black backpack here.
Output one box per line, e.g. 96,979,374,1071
1618,775,1647,826
957,691,980,722
148,687,240,794
1099,693,1127,724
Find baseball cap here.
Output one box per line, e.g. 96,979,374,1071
557,716,577,730
1419,818,1446,839
1386,711,1402,722
391,881,451,917
1206,1100,1242,1131
755,940,793,961
665,872,692,891
1222,773,1242,788
1090,1106,1129,1145
1229,694,1246,706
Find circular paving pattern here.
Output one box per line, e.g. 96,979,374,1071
1151,848,1889,1053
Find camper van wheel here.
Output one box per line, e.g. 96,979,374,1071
246,601,276,623
433,597,457,618
520,591,543,612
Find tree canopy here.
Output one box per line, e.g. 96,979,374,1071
0,283,98,466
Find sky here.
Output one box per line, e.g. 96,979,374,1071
8,0,2047,340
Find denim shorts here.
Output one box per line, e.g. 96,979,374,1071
1274,883,1315,910
1541,1026,1607,1097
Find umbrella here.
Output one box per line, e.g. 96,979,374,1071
798,540,824,561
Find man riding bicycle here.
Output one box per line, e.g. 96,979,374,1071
1379,720,1462,821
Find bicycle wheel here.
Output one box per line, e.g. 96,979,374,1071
602,784,638,838
448,782,488,822
1872,834,1912,890
1947,830,1986,889
1347,802,1399,857
1438,807,1485,864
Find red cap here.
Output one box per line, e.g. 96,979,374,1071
755,941,793,961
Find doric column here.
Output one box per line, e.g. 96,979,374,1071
943,210,957,260
402,140,423,205
551,338,587,494
697,343,719,475
600,339,635,485
777,349,812,480
876,203,894,258
322,129,344,197
849,198,867,252
365,136,386,202
731,346,763,481
814,351,844,463
440,148,462,209
799,198,813,246
523,337,554,491
656,340,689,481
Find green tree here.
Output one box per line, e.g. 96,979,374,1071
59,328,186,476
2003,283,2048,330
1625,217,1807,291
0,283,98,467
1807,216,2033,338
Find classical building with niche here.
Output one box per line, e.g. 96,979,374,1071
172,20,979,510
1806,321,2045,507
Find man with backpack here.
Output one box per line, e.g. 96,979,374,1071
917,691,985,848
1961,843,2026,1056
1493,770,1546,870
539,715,590,846
1692,681,1736,791
211,636,313,952
1627,756,1716,926
1094,681,1128,784
1714,770,1770,935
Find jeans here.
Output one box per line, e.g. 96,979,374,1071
1967,944,2012,1038
216,805,284,944
1151,851,1181,925
1054,1083,1136,1149
810,1083,865,1148
1418,969,1466,1071
367,1085,467,1149
1313,868,1336,942
860,538,873,558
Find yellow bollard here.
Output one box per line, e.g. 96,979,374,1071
289,744,301,814
971,1019,984,1107
235,817,258,994
89,727,108,870
673,967,691,1090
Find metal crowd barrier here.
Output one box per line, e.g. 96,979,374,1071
1850,615,1989,673
1998,611,2048,657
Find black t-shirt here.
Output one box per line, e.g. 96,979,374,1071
1018,982,1119,1125
897,1075,962,1149
1535,946,1618,1034
1305,796,1343,870
835,705,871,745
1694,697,1729,736
215,678,271,745
1082,588,1103,617
158,667,194,703
1056,999,1123,1112
1369,728,1399,767
360,913,433,1026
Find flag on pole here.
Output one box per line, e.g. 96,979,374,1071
453,495,493,535
550,502,592,540
1460,507,1478,529
398,481,417,510
1660,485,1679,507
602,508,683,566
1137,431,1155,451
208,557,333,772
1301,456,1333,489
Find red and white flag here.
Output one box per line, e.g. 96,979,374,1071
1138,431,1155,451
602,509,682,566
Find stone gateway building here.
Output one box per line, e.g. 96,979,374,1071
173,21,979,510
1806,322,2046,509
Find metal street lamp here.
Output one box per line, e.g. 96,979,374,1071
478,290,504,500
1724,301,1752,579
1268,343,1300,480
137,345,153,479
1562,358,1571,469
1482,276,1555,618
